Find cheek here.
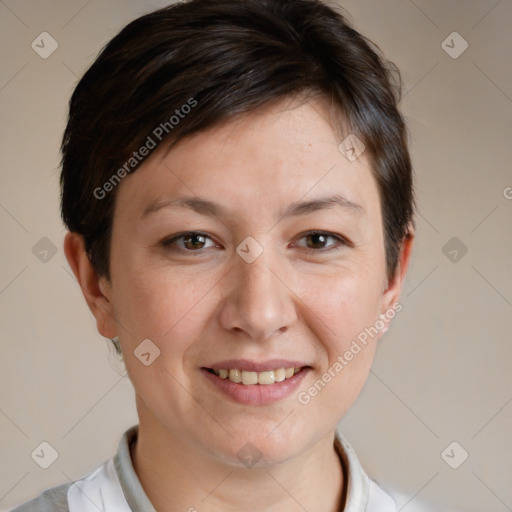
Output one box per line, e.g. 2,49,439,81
298,265,383,351
113,265,215,419
294,262,384,411
296,272,382,418
112,262,219,351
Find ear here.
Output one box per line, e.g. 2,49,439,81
378,224,415,326
63,231,117,339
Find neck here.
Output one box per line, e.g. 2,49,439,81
131,408,344,512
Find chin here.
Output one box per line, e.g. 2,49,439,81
204,425,315,468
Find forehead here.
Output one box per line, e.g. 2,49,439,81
114,97,380,225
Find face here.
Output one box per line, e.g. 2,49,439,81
94,97,408,466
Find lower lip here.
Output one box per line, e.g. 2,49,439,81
201,368,310,405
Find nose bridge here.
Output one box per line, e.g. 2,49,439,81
219,244,297,340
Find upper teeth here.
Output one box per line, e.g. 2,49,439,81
213,367,301,385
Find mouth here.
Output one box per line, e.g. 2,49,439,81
203,366,308,385
201,363,311,405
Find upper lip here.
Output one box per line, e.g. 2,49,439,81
203,359,310,372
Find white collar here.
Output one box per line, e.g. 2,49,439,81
67,425,396,511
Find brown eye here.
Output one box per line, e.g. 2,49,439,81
182,233,207,250
305,233,330,249
295,231,347,252
162,232,217,252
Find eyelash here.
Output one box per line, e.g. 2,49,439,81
161,230,349,255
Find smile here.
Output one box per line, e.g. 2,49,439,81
207,367,302,385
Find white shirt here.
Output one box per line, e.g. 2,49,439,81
11,425,397,511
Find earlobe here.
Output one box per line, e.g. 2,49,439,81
63,231,117,339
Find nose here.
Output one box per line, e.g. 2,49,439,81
219,247,298,341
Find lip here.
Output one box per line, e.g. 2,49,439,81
204,358,310,372
201,365,311,406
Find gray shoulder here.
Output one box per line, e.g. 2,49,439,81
10,482,72,512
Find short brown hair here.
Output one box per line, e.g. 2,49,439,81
60,0,415,282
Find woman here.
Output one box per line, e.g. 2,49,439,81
13,0,414,510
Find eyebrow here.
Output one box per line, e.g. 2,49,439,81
141,193,364,220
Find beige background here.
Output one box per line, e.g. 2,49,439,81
1,1,511,511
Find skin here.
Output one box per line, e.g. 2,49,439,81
65,96,413,512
